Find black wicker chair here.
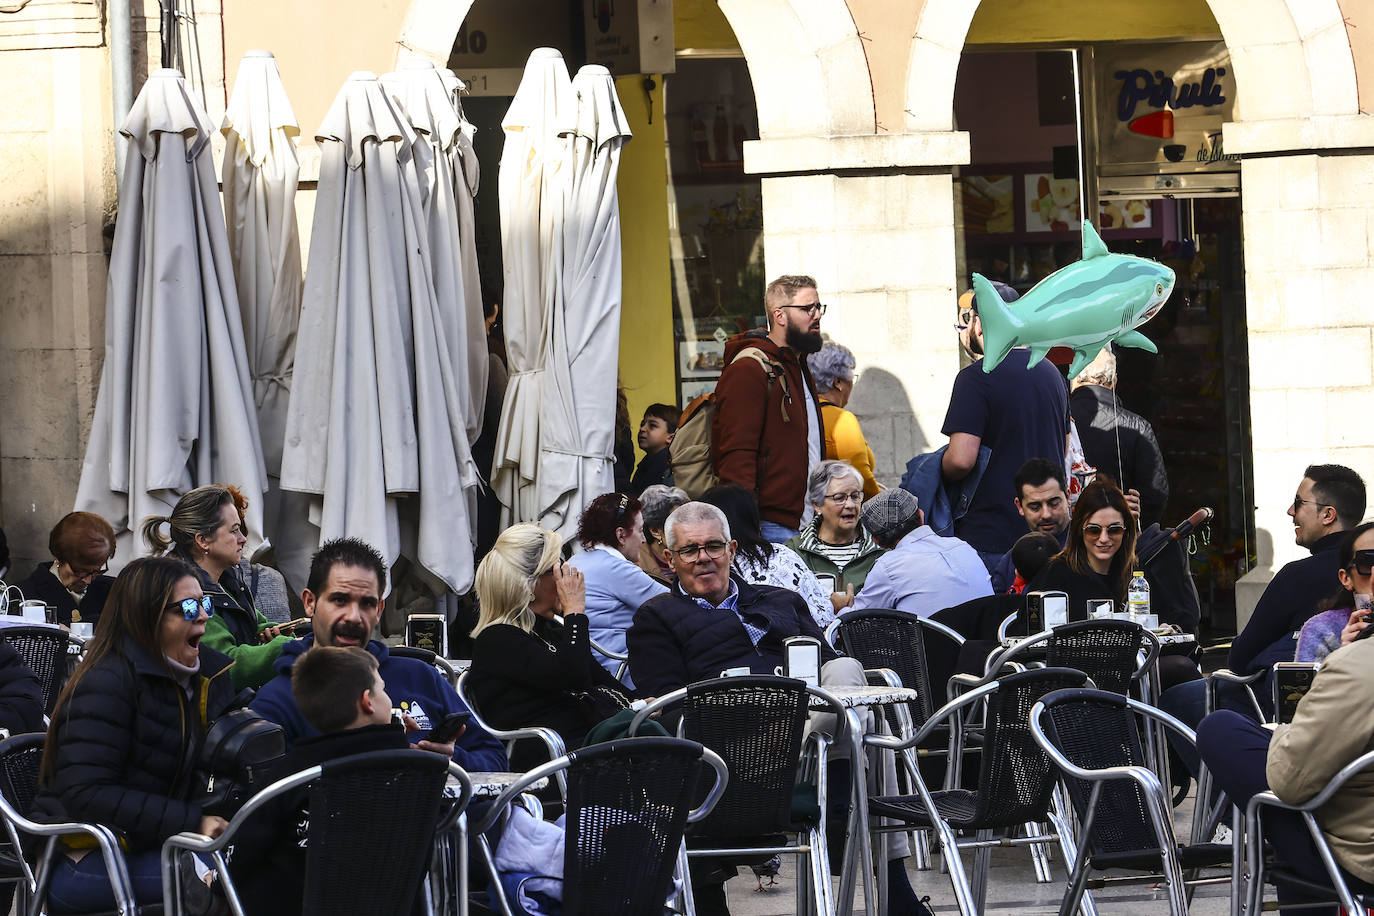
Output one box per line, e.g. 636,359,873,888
162,748,471,916
984,618,1159,695
2,626,75,715
472,737,728,916
0,733,162,915
863,667,1092,916
1031,687,1231,916
629,676,846,916
388,645,458,688
455,670,568,798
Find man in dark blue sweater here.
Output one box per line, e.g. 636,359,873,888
1162,464,1365,772
252,537,506,772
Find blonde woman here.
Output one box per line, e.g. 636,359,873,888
466,524,635,767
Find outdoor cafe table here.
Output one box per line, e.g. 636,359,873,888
811,683,920,916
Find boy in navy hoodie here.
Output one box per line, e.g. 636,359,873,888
230,646,419,914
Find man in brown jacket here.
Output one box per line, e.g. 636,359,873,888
1198,634,1374,908
711,275,826,542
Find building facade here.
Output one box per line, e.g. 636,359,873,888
2,0,1372,627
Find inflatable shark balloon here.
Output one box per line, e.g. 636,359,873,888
973,220,1175,376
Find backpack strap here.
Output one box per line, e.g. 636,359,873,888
731,346,792,423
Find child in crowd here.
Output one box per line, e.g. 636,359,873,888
629,403,680,496
1008,531,1060,594
229,647,420,914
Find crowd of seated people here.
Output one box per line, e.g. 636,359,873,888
6,404,1372,916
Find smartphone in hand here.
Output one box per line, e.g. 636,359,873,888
424,712,471,744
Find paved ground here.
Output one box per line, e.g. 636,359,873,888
723,795,1235,915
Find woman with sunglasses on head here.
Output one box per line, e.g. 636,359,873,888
567,492,668,690
1296,521,1374,662
142,486,293,691
13,511,118,628
468,523,640,770
33,556,236,913
1030,477,1138,612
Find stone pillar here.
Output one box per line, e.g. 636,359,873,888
1233,149,1374,629
746,133,969,486
0,33,116,574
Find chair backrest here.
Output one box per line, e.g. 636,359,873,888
680,675,809,837
833,609,938,729
1036,687,1160,858
934,593,1026,642
0,733,43,821
1045,619,1151,695
562,737,708,916
387,645,457,688
973,667,1089,828
302,749,450,916
2,627,70,714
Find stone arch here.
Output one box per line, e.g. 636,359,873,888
716,0,875,138
392,0,877,140
904,0,1360,136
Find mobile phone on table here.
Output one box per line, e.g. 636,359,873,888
1271,662,1319,724
783,636,822,688
424,712,471,744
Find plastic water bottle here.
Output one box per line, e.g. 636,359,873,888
1127,571,1150,623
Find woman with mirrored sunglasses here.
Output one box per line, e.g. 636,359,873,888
1030,476,1139,614
32,556,238,912
1296,521,1374,663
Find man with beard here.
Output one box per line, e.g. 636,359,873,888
251,537,506,770
986,458,1072,592
941,285,1071,564
712,275,827,543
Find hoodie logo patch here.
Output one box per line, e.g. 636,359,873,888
400,699,431,731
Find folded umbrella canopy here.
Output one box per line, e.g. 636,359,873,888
76,69,268,562
221,50,312,579
535,65,632,540
492,48,577,528
280,71,477,594
381,62,488,448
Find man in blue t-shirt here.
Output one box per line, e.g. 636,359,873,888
941,285,1070,563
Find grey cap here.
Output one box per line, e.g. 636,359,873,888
860,488,921,544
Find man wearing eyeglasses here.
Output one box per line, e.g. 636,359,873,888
1162,464,1366,771
712,275,827,544
627,501,925,915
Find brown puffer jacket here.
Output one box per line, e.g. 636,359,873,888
710,330,823,529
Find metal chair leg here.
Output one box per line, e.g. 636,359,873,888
971,828,994,914
1027,820,1054,883
937,821,979,916
912,827,932,871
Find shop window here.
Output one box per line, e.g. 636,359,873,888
662,57,762,404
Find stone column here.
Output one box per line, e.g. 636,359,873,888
745,133,969,486
1232,147,1374,628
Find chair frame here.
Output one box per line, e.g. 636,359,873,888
0,733,141,916
1029,688,1231,916
471,737,729,916
455,670,568,798
387,645,459,688
160,749,473,916
1240,748,1374,916
863,669,1093,916
629,678,858,916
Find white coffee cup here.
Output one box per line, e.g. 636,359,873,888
71,622,95,640
20,600,47,623
721,666,751,678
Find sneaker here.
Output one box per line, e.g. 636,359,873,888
1210,823,1233,845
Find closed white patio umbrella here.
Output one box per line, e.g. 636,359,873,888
381,62,488,447
492,48,577,528
221,50,310,575
280,71,476,594
536,65,632,538
75,68,268,562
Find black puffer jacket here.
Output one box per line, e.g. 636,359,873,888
33,639,237,850
627,576,840,698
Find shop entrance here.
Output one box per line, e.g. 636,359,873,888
953,48,1254,637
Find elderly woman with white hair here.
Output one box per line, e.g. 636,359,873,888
809,338,881,499
786,460,887,612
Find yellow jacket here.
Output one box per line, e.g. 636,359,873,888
1267,636,1374,884
820,401,881,499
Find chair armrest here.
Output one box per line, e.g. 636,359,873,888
864,679,1002,752
1205,668,1267,720
982,631,1053,681
864,668,903,690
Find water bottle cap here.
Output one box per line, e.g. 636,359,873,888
1133,570,1144,577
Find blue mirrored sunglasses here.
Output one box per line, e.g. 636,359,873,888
166,596,214,621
